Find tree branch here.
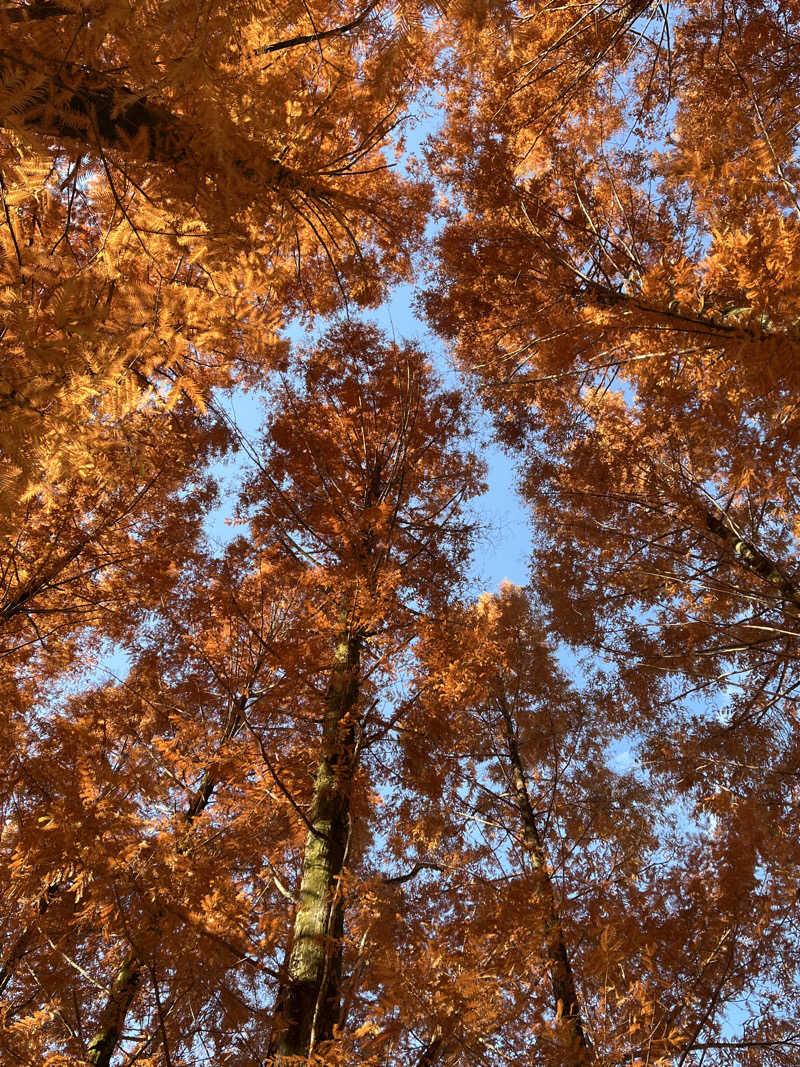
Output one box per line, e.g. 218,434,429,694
1,1,73,23
253,1,380,58
382,861,444,886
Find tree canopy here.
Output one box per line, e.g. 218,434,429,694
2,2,800,1065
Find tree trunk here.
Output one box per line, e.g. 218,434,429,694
83,697,246,1066
86,954,141,1066
271,630,361,1064
496,693,591,1066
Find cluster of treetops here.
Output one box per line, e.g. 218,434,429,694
1,1,799,1064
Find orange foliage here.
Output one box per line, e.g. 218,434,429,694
2,2,800,1065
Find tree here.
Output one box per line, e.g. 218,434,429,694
244,322,483,1063
0,322,485,1064
5,2,800,1063
0,540,306,1064
424,0,800,683
0,0,434,513
0,7,436,978
423,1,800,1059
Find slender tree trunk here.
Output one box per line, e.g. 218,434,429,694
496,693,591,1066
83,697,246,1066
86,954,141,1066
704,503,800,608
271,630,361,1064
0,930,31,998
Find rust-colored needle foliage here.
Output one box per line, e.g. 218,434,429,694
3,2,800,1065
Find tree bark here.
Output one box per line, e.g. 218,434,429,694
271,630,361,1064
495,692,591,1066
85,954,141,1066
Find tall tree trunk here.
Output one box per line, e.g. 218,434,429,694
86,955,141,1066
271,630,361,1064
495,693,591,1066
84,697,247,1067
